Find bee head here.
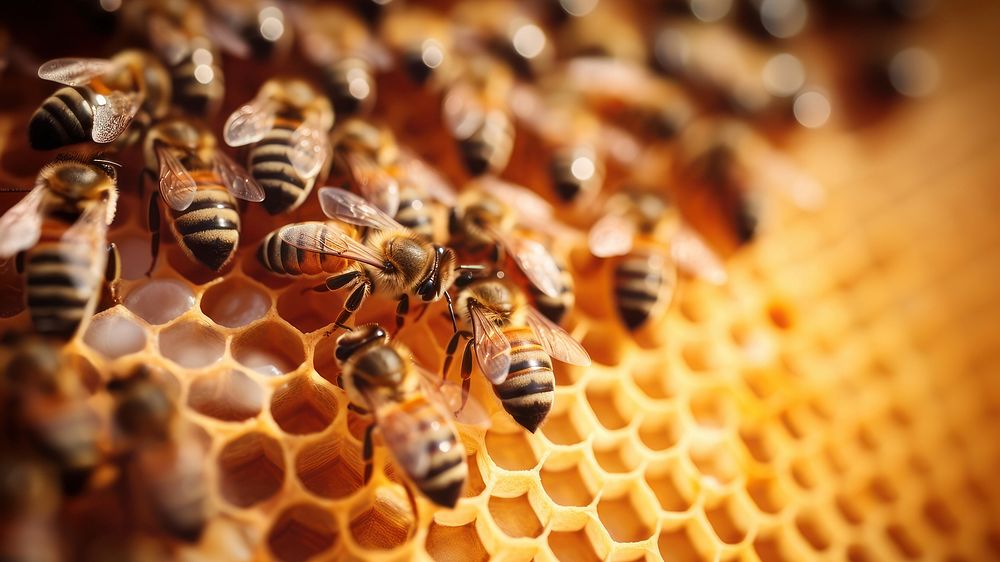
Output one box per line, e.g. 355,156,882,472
416,245,457,302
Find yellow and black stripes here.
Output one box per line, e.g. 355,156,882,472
249,121,314,214
258,222,347,277
28,87,97,150
612,250,670,331
394,185,436,241
24,229,100,340
458,112,514,176
530,260,574,325
170,55,224,117
493,326,555,433
169,174,240,271
393,397,466,508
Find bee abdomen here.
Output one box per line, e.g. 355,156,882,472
613,252,672,331
28,87,96,150
458,113,514,176
171,60,224,117
493,327,554,433
323,57,375,116
258,223,344,277
249,126,313,214
400,398,466,508
24,244,99,340
171,185,240,271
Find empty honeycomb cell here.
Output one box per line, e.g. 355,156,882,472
766,299,795,331
484,429,538,471
868,474,899,504
688,437,740,488
540,397,594,446
746,476,789,515
267,503,340,562
846,543,874,562
488,493,544,539
548,527,603,562
794,511,832,551
217,431,287,508
688,388,738,431
200,277,271,328
82,309,146,360
789,456,821,490
187,369,263,422
739,425,782,464
539,455,599,507
348,487,413,550
270,376,338,435
275,285,341,334
638,410,683,452
753,531,798,562
704,496,752,545
593,437,642,474
680,341,719,372
311,335,340,386
158,321,226,369
923,496,959,534
886,523,923,559
834,493,865,526
658,525,705,562
595,487,658,543
123,279,195,325
232,321,305,377
585,381,633,431
646,462,696,513
632,360,680,400
295,436,363,499
426,522,489,562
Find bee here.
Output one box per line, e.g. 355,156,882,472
335,323,480,509
28,51,171,150
257,221,353,278
143,117,264,272
108,366,208,542
224,78,334,214
390,149,458,243
442,55,516,176
279,187,460,331
451,0,555,79
379,5,456,87
588,188,728,331
556,1,647,64
445,277,590,433
296,4,392,116
328,118,401,216
0,156,120,340
204,0,294,61
529,254,574,325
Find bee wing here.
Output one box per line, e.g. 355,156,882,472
670,225,728,285
478,177,552,224
588,213,635,258
213,152,265,202
491,228,562,299
525,306,591,367
91,91,140,143
223,97,276,147
469,303,511,385
289,119,330,179
278,222,386,268
148,15,189,66
396,149,456,206
416,366,490,429
317,187,403,231
341,152,400,217
0,182,46,258
367,392,434,480
37,57,115,87
62,200,111,252
156,145,197,211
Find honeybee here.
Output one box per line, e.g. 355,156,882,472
143,117,264,272
442,55,516,176
329,118,401,216
205,0,294,61
108,366,208,542
28,51,171,150
296,3,392,116
280,187,460,331
224,78,334,214
529,254,575,325
451,0,555,79
258,221,353,278
390,149,458,243
588,188,728,331
336,323,482,509
0,156,120,340
379,6,456,87
445,277,590,432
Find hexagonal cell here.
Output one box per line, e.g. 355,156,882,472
645,462,695,513
688,388,738,431
540,455,598,507
680,341,719,372
187,369,263,422
83,310,146,360
657,525,703,562
593,438,642,474
540,398,593,446
746,476,789,515
158,321,226,369
464,454,486,498
426,522,489,562
739,425,781,464
596,489,657,543
217,431,286,508
584,381,633,431
488,493,544,539
834,492,865,526
922,496,959,535
232,321,305,376
267,503,340,562
846,544,874,562
753,531,798,562
688,437,740,489
270,376,338,435
201,277,271,328
868,474,899,504
275,286,342,334
124,278,195,325
794,510,831,551
548,525,604,562
638,410,682,452
484,429,538,471
348,487,413,550
789,456,821,490
295,435,362,499
886,523,922,559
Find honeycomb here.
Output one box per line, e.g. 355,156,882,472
2,1,1000,562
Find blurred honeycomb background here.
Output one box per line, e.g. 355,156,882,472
1,0,999,561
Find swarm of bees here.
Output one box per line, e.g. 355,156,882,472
0,0,933,556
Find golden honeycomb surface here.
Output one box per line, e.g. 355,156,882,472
1,1,1000,561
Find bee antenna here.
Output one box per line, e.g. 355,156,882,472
0,186,33,193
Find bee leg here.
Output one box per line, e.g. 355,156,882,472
313,270,361,293
395,295,409,330
146,193,161,276
332,278,371,332
362,423,376,486
457,339,475,414
105,243,122,304
442,330,472,379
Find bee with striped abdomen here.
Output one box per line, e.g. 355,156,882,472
588,188,728,331
336,323,484,509
329,118,401,216
143,117,264,272
379,5,456,87
528,254,575,325
224,78,334,214
451,0,555,79
204,0,295,61
442,54,516,176
28,51,171,150
0,156,120,340
444,276,590,433
257,221,353,278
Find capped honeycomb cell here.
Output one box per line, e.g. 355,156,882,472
187,369,263,422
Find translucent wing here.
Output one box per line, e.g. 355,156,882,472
368,392,435,480
213,152,265,202
278,222,387,268
478,177,553,225
492,229,562,299
289,119,329,179
588,213,636,258
0,182,46,258
91,91,140,143
156,145,197,211
416,366,490,429
341,152,400,217
670,225,728,285
525,306,591,366
223,96,276,147
396,149,456,206
469,302,511,385
148,15,190,66
317,187,403,231
37,57,114,87
62,200,110,252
